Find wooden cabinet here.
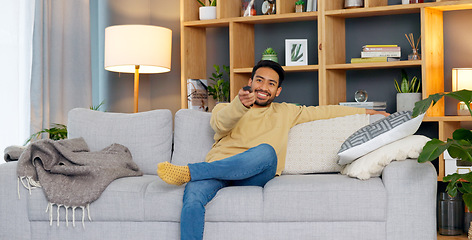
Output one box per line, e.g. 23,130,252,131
180,0,472,180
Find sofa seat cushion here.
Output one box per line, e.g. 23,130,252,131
27,175,158,222
263,174,386,222
144,182,264,222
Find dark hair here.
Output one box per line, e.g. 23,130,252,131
251,60,285,87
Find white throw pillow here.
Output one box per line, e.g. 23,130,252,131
341,135,431,180
283,114,369,174
337,111,425,166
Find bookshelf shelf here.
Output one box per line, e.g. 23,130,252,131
234,65,319,74
326,60,422,70
180,0,472,180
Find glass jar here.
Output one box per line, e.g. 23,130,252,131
438,192,463,236
408,48,421,60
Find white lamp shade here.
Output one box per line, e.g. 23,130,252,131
104,25,172,74
452,68,472,91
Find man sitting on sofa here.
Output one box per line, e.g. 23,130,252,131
157,60,389,240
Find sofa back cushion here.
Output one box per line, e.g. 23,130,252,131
171,109,214,166
283,114,369,174
67,108,173,175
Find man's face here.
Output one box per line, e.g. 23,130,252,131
249,67,282,107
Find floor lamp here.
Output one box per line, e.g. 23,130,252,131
104,25,172,113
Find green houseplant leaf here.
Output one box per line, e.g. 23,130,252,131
207,64,230,102
413,89,472,209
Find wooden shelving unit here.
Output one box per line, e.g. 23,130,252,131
180,0,472,180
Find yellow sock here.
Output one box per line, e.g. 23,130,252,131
157,161,191,186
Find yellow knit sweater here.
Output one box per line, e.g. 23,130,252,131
205,97,366,175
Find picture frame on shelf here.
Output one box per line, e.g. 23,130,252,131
285,39,308,66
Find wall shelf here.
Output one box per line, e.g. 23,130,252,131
180,0,472,181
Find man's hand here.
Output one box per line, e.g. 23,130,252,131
239,86,255,108
366,109,390,117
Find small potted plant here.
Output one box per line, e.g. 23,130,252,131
197,0,217,20
394,69,421,112
208,64,230,103
295,0,305,12
261,47,278,63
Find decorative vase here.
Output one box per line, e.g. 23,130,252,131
438,192,463,236
295,4,303,13
261,54,278,63
465,206,472,235
396,92,421,112
199,6,217,20
408,48,421,60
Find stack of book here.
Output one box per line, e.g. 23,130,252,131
351,45,401,63
339,101,387,111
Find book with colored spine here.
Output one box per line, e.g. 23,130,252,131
361,51,401,58
339,101,387,110
350,57,400,63
362,46,401,52
363,45,398,47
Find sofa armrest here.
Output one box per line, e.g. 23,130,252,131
382,159,437,240
0,162,31,240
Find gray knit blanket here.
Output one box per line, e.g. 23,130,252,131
17,137,143,227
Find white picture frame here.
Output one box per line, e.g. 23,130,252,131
285,39,308,66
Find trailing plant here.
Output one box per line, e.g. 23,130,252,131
197,0,216,6
208,65,230,102
394,69,420,93
262,47,277,55
295,0,305,5
413,90,472,209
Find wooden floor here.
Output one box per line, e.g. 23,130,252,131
438,233,468,240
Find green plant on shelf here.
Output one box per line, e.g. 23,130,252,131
394,69,420,93
263,47,277,55
197,0,216,6
208,65,230,103
295,0,304,5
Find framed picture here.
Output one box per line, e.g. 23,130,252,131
285,39,308,66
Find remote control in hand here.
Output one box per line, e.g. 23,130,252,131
243,86,253,93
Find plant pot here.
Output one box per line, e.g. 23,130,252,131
261,54,278,63
199,6,216,20
295,4,303,13
396,92,421,112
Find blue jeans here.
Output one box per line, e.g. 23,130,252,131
180,144,277,240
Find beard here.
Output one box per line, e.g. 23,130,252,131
254,90,276,107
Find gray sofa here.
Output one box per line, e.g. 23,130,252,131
0,108,437,240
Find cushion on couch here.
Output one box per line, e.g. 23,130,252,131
341,135,431,180
283,114,369,174
337,111,425,166
68,108,173,175
171,109,215,166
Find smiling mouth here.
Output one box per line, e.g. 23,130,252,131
256,90,270,99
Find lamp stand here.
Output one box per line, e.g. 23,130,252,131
134,65,140,113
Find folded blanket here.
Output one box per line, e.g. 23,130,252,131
17,137,143,227
4,145,26,162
